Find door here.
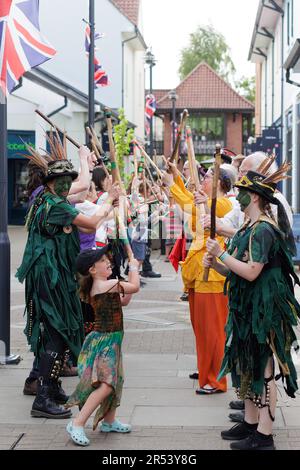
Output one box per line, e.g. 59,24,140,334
8,159,29,225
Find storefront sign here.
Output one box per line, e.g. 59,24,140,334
7,130,35,159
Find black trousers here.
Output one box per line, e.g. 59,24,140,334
28,318,67,381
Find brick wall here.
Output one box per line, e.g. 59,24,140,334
226,113,243,154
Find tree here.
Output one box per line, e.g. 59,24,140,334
235,76,256,104
113,108,134,180
179,25,236,83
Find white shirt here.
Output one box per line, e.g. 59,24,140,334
221,191,293,231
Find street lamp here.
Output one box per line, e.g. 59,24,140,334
168,89,178,151
145,49,156,159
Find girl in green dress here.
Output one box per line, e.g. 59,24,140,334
65,247,140,447
204,164,300,450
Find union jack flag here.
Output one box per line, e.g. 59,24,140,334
0,0,56,95
84,25,104,55
84,25,108,88
145,94,156,136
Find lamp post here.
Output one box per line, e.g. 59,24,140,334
88,0,95,132
168,90,178,151
0,91,20,365
145,49,156,159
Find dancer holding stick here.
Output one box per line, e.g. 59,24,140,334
162,136,232,395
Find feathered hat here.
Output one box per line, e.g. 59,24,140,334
23,129,78,183
234,155,291,205
235,155,295,255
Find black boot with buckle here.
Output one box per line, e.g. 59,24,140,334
49,356,69,404
31,351,71,419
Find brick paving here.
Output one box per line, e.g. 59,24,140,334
1,226,300,451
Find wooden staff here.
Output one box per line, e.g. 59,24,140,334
133,142,138,178
203,144,222,282
104,109,134,260
186,127,200,191
89,125,104,155
86,126,110,178
105,108,124,188
170,109,189,165
134,141,164,179
35,109,81,149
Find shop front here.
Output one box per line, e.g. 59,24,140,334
7,130,35,225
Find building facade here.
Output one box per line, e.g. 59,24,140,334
7,0,146,224
249,0,300,211
152,63,254,159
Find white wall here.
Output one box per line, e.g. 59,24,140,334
7,78,88,168
38,0,146,137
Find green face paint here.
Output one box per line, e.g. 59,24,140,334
237,189,251,212
53,176,72,198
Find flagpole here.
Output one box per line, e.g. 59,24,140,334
0,89,20,365
88,0,95,132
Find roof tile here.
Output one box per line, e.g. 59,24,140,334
110,0,140,25
156,63,254,111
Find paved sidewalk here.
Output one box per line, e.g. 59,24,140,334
1,226,300,450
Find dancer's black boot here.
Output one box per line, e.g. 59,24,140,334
31,351,71,418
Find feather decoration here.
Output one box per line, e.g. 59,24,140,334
18,139,49,172
263,161,292,184
257,154,277,175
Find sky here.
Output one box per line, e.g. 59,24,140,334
141,0,260,90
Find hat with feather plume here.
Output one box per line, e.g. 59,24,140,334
22,129,78,183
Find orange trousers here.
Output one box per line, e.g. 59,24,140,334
189,289,228,392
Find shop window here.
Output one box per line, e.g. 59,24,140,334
188,115,224,141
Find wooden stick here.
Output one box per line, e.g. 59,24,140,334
170,109,189,164
86,127,110,178
133,142,138,178
203,144,222,282
90,126,104,155
35,109,81,149
105,108,126,195
134,141,163,178
114,208,134,261
186,127,200,191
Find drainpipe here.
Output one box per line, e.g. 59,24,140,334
122,26,138,108
47,96,68,118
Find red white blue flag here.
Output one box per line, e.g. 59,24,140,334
85,25,108,88
0,0,56,95
145,94,156,136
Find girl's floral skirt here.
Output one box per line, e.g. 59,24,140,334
65,330,124,430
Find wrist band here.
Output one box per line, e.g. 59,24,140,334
219,251,229,262
111,162,117,170
129,266,139,272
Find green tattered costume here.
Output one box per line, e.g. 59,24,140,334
218,216,300,399
16,191,84,362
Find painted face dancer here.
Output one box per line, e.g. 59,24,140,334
204,161,300,450
16,134,120,419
